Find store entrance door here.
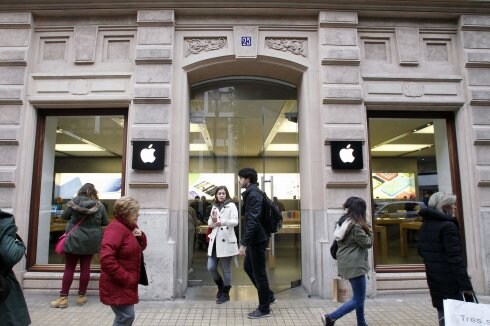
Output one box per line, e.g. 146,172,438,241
188,77,301,292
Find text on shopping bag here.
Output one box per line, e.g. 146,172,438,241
443,299,490,325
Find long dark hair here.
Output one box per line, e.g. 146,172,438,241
347,197,370,233
214,186,231,204
343,196,358,211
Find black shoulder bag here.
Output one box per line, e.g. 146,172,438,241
330,215,348,260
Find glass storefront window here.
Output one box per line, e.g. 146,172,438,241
35,114,125,265
369,117,453,266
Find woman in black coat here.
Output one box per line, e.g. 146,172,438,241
417,192,473,326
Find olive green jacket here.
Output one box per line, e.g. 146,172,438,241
336,222,374,279
62,196,109,255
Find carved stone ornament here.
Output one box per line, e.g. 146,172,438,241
265,38,306,57
69,79,90,95
402,82,424,97
184,38,226,57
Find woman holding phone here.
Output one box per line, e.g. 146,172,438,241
206,186,239,304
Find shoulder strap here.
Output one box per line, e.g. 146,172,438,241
66,216,87,236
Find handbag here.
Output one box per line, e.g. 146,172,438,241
330,215,348,260
54,217,86,255
330,240,339,260
139,253,149,286
443,292,490,326
0,271,10,304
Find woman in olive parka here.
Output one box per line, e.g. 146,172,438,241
322,197,374,326
0,209,31,326
50,183,109,309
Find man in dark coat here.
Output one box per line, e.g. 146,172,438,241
417,192,473,326
237,168,275,319
0,210,31,326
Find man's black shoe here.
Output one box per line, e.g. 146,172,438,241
247,309,270,319
270,297,278,304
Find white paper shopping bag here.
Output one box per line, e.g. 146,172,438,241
443,299,490,326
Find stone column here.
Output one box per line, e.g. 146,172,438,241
460,15,490,294
318,11,372,298
130,10,174,300
0,12,32,282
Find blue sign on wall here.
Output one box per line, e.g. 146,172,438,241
241,36,252,46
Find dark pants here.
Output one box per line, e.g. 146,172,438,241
244,241,273,313
61,253,92,295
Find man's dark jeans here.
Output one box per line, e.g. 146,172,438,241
244,240,273,313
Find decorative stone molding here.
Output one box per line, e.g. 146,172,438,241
69,79,90,95
402,82,424,97
184,37,226,57
265,38,307,57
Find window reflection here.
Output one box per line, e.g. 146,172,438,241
37,115,124,265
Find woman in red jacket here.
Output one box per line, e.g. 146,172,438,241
99,196,147,326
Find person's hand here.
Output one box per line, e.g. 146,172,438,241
211,210,218,223
133,228,142,237
238,245,246,256
214,221,221,227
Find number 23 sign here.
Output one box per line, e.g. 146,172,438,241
241,36,252,46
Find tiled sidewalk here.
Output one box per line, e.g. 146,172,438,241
24,290,490,326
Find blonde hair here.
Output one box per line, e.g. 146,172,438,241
428,192,456,213
113,196,140,219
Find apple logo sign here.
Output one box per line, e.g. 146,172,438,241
132,140,165,170
330,141,363,170
140,144,156,163
339,144,355,163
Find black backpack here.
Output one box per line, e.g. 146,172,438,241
258,190,283,234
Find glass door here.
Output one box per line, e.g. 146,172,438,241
188,77,301,290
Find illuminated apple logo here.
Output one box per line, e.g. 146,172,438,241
339,144,355,163
140,144,156,163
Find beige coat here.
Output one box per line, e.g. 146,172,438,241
207,202,239,258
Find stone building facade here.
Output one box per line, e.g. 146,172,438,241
0,1,489,300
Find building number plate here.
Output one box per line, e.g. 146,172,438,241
241,36,252,46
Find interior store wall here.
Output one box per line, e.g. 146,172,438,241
189,157,299,173
55,157,122,173
371,158,418,173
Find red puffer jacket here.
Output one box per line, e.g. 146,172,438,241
99,219,147,305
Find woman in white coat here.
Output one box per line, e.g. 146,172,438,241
207,186,239,304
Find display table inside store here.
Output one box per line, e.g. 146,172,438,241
400,221,422,257
50,218,67,233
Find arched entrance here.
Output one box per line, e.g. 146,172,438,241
187,76,301,292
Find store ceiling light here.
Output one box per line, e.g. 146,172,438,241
278,120,298,133
414,125,434,134
266,144,299,151
189,144,209,151
371,144,432,152
55,144,105,152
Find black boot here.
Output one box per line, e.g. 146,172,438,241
214,277,224,299
216,285,231,304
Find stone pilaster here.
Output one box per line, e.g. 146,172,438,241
0,12,31,209
318,11,371,299
130,10,174,300
460,15,490,294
